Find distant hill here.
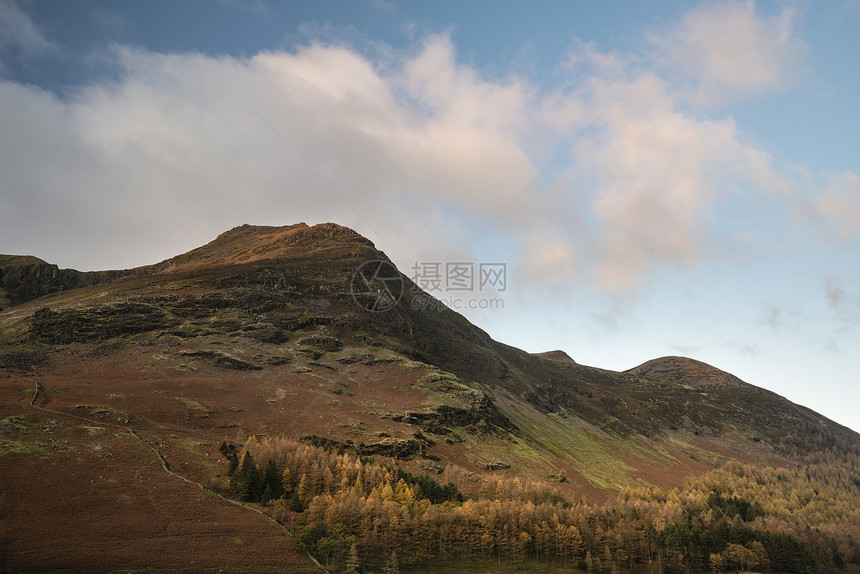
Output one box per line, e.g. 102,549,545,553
626,356,751,390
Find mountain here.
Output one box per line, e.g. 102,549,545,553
533,349,577,364
626,356,751,390
2,222,858,572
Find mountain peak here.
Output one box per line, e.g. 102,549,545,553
625,356,751,390
156,222,376,273
534,350,577,364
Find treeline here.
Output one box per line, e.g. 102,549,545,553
226,436,860,573
221,436,463,508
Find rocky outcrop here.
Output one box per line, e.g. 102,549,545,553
178,350,262,371
0,255,132,311
299,435,427,460
390,395,517,437
31,303,180,344
0,256,83,310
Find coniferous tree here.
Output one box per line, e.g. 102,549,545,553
281,467,293,498
262,459,283,499
289,493,304,512
232,451,262,502
345,539,360,574
709,552,726,574
384,550,399,574
234,433,860,573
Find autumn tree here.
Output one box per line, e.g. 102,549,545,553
345,539,360,574
709,552,725,574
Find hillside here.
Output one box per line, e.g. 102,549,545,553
533,349,577,364
626,356,752,390
1,222,858,573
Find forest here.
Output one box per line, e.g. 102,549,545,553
224,435,860,573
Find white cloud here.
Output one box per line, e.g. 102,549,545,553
537,51,790,292
650,0,806,105
0,0,55,56
0,36,537,271
813,171,860,238
0,5,833,301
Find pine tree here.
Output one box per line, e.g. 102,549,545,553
260,484,273,505
262,459,283,499
345,540,360,574
281,467,293,498
352,472,364,498
298,472,309,504
709,552,725,574
289,493,304,512
513,531,531,569
232,451,262,501
384,550,399,574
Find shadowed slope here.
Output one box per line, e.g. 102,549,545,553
534,350,577,364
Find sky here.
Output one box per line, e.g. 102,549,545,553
1,0,859,432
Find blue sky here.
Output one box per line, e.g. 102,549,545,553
1,1,859,432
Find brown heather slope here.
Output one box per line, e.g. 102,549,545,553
154,222,372,274
1,222,859,571
625,356,752,390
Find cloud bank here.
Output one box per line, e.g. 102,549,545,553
0,1,855,299
650,0,806,105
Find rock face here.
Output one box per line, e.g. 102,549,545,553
178,350,262,371
300,435,427,460
31,302,181,344
0,256,81,310
0,255,131,311
625,356,752,390
391,399,516,437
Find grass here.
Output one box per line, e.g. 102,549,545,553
0,439,46,454
177,397,208,411
493,398,648,491
607,434,675,467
